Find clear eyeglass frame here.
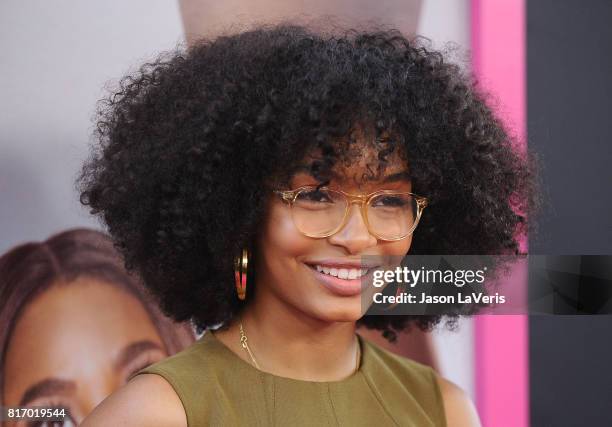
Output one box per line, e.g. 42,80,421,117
274,186,428,241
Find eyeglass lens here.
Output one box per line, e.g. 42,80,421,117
290,188,418,240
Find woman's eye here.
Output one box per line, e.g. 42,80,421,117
298,189,332,203
372,195,409,208
29,414,76,427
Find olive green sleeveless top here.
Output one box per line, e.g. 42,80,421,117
134,332,447,427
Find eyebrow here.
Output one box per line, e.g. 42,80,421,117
114,340,164,372
382,171,412,183
19,378,76,406
292,167,411,183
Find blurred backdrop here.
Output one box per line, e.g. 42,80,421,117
1,1,610,426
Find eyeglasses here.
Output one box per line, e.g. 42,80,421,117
274,186,428,241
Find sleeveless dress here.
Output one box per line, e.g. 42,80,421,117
134,331,447,427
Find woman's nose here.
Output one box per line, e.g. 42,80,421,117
327,203,377,254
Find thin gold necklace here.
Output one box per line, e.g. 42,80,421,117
239,320,261,370
238,320,361,375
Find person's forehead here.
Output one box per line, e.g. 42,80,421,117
316,140,408,177
286,126,411,188
331,156,407,182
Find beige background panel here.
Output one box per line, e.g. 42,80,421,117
179,0,423,43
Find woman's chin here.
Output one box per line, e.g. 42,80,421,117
308,301,365,323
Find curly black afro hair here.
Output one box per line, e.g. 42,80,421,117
79,24,537,341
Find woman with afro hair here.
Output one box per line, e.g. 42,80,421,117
80,24,536,426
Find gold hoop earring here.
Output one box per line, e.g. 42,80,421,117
234,248,249,300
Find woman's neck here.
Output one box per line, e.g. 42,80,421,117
213,288,360,382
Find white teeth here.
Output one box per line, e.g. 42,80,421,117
313,265,369,279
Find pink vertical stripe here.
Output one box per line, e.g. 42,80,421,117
471,1,529,427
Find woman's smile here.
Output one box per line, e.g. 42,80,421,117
302,258,381,297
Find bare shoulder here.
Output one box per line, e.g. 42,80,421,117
81,374,187,427
436,376,481,427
